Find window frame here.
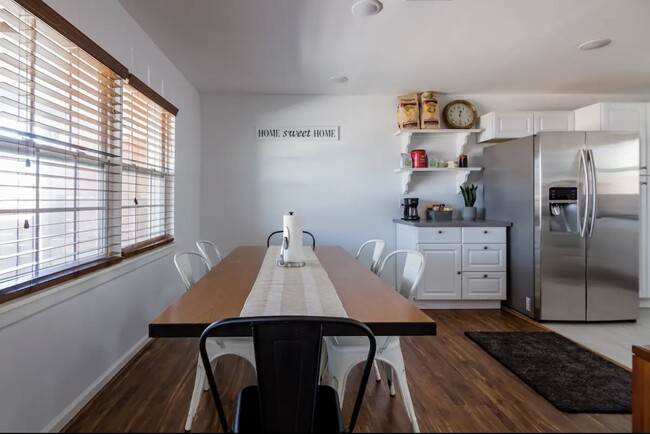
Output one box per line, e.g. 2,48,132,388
0,0,178,304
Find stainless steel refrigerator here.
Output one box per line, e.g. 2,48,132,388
484,131,639,321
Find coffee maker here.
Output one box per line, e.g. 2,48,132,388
402,197,420,221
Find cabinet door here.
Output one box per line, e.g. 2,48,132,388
462,244,507,272
416,243,462,300
534,111,575,133
602,103,647,171
462,272,507,300
495,112,534,138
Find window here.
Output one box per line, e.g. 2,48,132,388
0,0,177,303
121,80,175,256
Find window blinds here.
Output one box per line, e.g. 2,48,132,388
121,82,174,253
0,0,122,291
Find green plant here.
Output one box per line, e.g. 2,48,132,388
460,183,478,207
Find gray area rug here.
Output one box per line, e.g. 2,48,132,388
464,331,631,413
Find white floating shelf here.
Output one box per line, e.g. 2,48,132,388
393,128,482,136
394,128,483,154
395,167,483,194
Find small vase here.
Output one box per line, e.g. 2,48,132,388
462,206,477,221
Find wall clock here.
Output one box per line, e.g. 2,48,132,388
443,100,478,129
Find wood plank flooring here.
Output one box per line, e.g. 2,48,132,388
62,310,631,433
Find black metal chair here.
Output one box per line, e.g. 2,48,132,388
199,316,376,433
266,230,316,250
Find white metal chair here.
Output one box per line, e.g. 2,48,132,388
173,251,256,432
324,249,425,433
353,239,386,382
196,240,223,268
355,239,386,274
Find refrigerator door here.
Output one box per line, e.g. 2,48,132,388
538,132,587,321
585,132,639,321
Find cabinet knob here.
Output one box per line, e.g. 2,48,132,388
642,181,648,185
438,230,442,234
457,271,461,275
483,246,488,250
483,274,488,278
483,230,488,234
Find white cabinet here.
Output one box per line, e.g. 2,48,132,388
478,111,574,143
416,243,462,300
574,102,649,301
534,111,575,133
574,102,647,170
462,272,507,300
478,112,533,143
396,223,508,306
462,244,506,272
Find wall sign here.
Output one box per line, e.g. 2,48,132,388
256,126,339,141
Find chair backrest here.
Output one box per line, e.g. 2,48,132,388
173,251,211,290
355,239,386,274
266,230,316,250
195,240,222,268
200,316,376,433
377,249,425,301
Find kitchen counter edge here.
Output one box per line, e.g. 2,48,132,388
393,219,512,227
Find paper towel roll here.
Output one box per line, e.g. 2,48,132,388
282,212,304,264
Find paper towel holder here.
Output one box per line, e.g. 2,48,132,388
276,212,306,268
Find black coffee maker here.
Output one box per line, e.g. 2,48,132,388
402,197,420,221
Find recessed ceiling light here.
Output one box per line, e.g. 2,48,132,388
578,38,611,51
329,75,349,84
351,0,383,17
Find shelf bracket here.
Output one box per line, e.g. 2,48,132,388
401,170,413,194
456,131,473,156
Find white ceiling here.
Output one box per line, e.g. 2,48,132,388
118,0,650,95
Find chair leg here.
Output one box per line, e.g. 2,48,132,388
319,343,328,384
386,364,396,396
373,360,382,382
185,357,206,432
395,366,419,433
203,358,218,391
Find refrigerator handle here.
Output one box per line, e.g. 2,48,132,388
587,149,597,238
578,149,589,238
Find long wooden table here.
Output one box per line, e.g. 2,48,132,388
149,246,436,338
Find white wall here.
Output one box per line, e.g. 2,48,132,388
0,1,201,432
200,93,650,257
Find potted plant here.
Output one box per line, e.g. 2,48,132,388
459,183,478,221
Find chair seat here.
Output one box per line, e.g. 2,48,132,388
328,336,399,351
233,385,344,433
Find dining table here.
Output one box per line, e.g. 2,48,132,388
149,246,436,338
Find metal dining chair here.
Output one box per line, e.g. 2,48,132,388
173,251,256,432
266,230,316,250
324,249,425,433
196,240,222,268
355,239,386,274
200,316,376,433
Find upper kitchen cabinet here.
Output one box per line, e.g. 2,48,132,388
477,111,574,143
574,102,647,170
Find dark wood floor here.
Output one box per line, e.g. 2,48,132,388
63,310,631,433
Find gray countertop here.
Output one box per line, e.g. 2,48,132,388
393,218,512,227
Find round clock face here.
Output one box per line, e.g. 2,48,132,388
444,100,477,129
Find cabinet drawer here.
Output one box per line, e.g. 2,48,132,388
418,227,461,243
462,244,506,271
462,227,506,243
462,272,507,300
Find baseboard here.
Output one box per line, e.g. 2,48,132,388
641,299,650,308
41,335,151,433
414,300,501,309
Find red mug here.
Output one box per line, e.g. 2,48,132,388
411,149,427,168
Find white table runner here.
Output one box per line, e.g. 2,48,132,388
240,246,348,317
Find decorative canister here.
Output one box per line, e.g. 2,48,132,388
410,149,427,168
